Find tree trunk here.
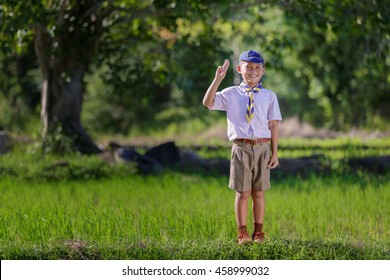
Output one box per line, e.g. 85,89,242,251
35,26,101,154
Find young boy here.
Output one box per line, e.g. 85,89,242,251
202,50,282,244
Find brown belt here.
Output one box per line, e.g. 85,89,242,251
234,138,270,145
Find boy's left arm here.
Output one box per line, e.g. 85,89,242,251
268,120,279,169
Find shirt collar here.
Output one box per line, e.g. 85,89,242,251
240,82,263,94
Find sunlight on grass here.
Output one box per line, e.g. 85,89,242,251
0,173,389,259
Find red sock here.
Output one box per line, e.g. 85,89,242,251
254,223,263,233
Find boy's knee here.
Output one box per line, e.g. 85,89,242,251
251,190,264,199
236,191,251,200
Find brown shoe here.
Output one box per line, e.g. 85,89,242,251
238,226,252,244
252,231,265,243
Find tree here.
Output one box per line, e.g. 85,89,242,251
0,0,230,153
1,0,388,145
277,0,390,129
2,1,109,153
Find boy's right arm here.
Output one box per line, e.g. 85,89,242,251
202,59,230,108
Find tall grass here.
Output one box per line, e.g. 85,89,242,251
0,172,389,260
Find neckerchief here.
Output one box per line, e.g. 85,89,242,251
240,81,263,94
241,82,263,122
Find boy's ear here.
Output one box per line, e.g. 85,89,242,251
236,64,242,73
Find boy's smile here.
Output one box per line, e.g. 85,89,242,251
237,61,265,88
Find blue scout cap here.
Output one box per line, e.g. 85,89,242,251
238,49,264,64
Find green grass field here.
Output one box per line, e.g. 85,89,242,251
1,171,389,260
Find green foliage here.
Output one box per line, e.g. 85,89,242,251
83,7,232,134
1,0,389,140
0,147,136,182
0,42,40,131
170,28,233,110
276,0,390,129
40,122,78,155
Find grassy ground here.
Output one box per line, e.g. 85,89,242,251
0,171,389,260
1,138,389,259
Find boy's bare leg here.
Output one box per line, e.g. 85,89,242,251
251,190,265,225
235,191,252,243
235,191,251,227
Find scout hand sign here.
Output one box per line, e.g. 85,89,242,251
215,59,230,80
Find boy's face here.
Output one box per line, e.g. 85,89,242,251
237,61,265,87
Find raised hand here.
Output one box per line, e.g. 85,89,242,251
203,59,230,107
215,59,230,80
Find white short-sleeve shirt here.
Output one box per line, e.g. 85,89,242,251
209,86,282,141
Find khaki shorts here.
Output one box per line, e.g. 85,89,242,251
229,141,271,192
